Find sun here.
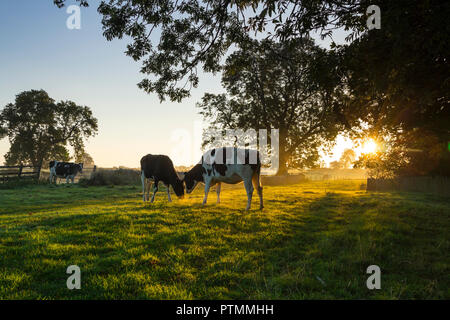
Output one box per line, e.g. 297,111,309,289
361,139,378,154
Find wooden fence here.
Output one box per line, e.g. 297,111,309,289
0,165,41,183
367,176,450,197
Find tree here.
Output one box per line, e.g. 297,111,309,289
337,0,450,176
339,148,356,169
0,90,98,167
198,38,343,175
53,1,448,115
354,133,450,178
52,0,376,102
75,152,95,166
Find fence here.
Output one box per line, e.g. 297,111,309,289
0,165,41,183
367,176,450,197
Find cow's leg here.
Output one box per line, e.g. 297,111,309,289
166,184,172,202
150,181,158,203
141,172,147,202
202,179,212,206
252,174,264,210
146,180,151,201
244,178,254,211
216,182,221,204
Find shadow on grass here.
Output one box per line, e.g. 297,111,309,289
1,184,449,299
243,192,450,299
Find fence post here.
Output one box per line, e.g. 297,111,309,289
90,165,97,179
18,165,23,178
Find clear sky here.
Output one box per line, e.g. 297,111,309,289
0,0,350,168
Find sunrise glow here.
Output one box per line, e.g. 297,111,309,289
361,139,378,154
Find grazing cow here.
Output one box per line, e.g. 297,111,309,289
140,154,184,203
183,147,263,210
49,161,83,184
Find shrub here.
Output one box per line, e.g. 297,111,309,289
79,168,140,186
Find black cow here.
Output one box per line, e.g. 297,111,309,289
140,154,184,203
183,147,263,210
49,161,83,184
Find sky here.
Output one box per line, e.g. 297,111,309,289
0,0,351,168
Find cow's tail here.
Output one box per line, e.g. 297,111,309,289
256,151,261,176
253,150,263,210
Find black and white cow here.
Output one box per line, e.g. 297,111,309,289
183,147,263,210
49,161,84,184
140,154,184,203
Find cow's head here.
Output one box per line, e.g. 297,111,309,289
77,163,84,173
182,164,203,194
173,178,185,199
183,172,197,194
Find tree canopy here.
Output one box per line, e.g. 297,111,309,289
0,90,98,167
336,0,450,176
52,0,378,102
198,38,343,174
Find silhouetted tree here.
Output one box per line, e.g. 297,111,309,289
0,90,98,167
198,38,343,175
52,0,378,102
75,152,95,166
333,1,450,176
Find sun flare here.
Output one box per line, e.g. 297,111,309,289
361,139,378,154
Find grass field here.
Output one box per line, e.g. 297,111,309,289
0,180,449,299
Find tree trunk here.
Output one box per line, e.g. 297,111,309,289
276,153,289,175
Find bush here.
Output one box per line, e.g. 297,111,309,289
79,168,140,186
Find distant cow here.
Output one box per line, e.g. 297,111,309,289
140,154,184,203
183,147,263,210
49,161,83,184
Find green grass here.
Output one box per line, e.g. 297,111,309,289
0,180,449,299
